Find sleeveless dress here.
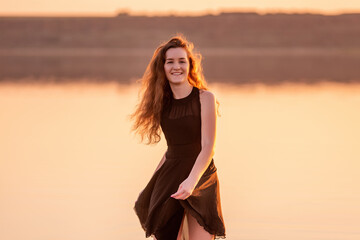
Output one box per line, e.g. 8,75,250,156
134,86,226,240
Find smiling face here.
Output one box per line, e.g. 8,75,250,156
164,47,190,85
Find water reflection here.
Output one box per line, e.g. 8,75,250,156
0,82,359,240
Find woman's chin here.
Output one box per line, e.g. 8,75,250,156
168,78,187,85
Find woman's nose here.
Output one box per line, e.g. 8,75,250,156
173,63,180,69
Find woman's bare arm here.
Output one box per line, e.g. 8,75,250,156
187,90,216,184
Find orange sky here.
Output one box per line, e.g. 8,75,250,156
0,0,359,16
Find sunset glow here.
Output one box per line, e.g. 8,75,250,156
0,0,359,16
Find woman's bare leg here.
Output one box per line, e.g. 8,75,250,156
187,212,214,240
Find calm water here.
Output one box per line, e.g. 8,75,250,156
0,82,359,240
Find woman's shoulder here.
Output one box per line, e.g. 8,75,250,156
199,88,216,105
199,88,215,98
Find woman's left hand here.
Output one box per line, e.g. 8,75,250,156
171,177,197,200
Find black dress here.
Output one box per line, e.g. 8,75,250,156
134,86,226,240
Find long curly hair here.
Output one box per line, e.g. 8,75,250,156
129,34,219,145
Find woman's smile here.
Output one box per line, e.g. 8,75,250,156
164,47,190,84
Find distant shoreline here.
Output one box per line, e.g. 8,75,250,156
1,13,360,84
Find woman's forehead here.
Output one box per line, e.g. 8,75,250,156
165,47,187,59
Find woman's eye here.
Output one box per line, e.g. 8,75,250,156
167,61,173,64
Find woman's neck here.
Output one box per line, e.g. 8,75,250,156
169,82,193,99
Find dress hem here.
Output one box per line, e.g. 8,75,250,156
179,200,226,239
134,199,226,239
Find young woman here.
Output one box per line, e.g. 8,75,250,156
130,34,226,240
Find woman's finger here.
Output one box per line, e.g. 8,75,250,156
171,188,185,198
170,184,183,197
171,190,182,198
171,190,189,199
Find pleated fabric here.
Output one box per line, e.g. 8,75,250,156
134,86,226,239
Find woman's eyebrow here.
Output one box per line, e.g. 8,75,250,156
166,57,187,60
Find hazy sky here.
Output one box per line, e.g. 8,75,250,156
0,0,359,16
